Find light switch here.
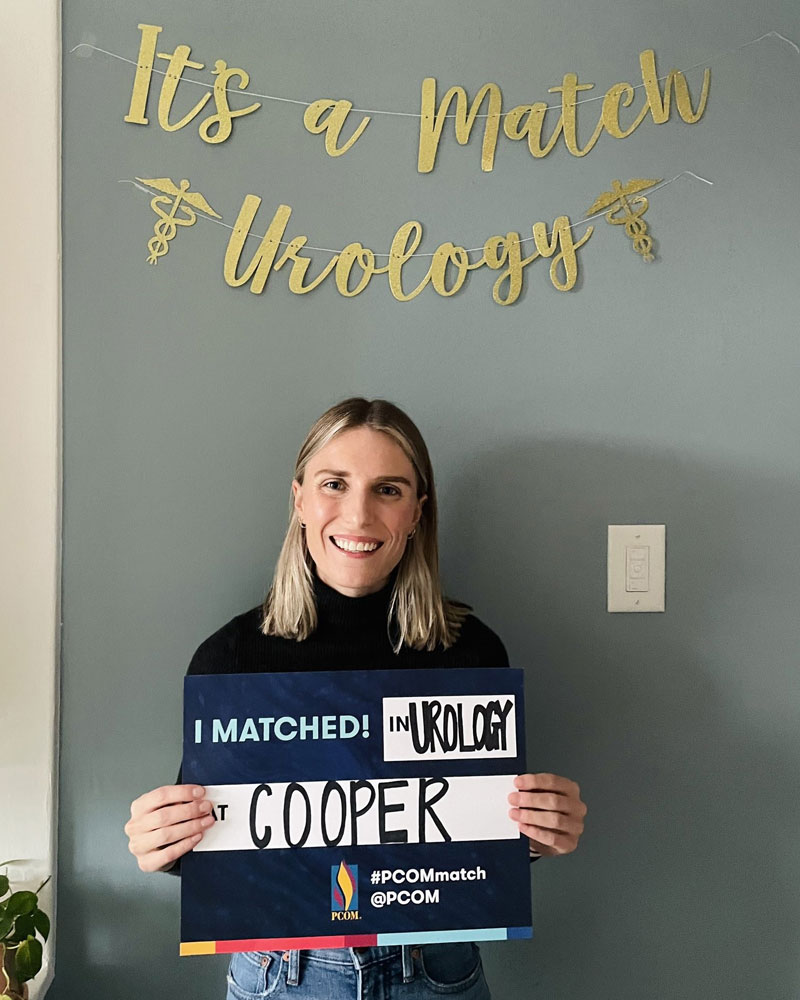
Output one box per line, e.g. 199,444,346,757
608,525,665,612
626,546,649,591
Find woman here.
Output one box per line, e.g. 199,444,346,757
125,397,587,998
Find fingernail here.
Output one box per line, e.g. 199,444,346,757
199,800,212,812
201,816,214,827
193,787,204,797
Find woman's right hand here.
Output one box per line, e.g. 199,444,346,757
125,784,216,872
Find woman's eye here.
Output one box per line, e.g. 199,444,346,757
322,480,344,491
377,485,400,496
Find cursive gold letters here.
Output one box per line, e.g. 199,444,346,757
200,62,262,144
303,100,371,156
419,49,710,171
123,24,261,142
418,80,502,172
124,24,162,124
223,195,593,304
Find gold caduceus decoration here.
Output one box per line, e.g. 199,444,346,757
587,178,662,262
137,177,221,265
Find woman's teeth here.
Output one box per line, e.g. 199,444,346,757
332,537,380,552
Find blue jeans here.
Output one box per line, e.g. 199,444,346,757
226,944,492,999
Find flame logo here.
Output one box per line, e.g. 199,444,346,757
335,860,356,911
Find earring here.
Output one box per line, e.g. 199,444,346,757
298,518,306,528
408,527,417,539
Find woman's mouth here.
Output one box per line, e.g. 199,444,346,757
330,535,383,554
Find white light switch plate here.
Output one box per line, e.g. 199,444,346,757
607,524,665,612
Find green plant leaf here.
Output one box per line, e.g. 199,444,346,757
15,936,42,983
4,895,36,919
33,910,50,942
0,875,9,896
9,913,35,943
0,913,13,937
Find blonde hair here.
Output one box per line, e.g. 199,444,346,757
261,397,468,651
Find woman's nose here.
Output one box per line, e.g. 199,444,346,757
343,488,373,526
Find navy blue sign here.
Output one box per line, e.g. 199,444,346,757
180,668,532,954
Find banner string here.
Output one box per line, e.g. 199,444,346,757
120,170,713,258
72,30,798,119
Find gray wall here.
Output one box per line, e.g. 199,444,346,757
58,1,800,997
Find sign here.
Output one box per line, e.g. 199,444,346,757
180,667,532,955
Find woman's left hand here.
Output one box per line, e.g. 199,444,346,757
507,773,587,857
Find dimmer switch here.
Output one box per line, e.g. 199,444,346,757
626,546,649,591
608,525,665,612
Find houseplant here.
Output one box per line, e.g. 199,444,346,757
0,863,50,1000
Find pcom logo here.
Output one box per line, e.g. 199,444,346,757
331,860,359,921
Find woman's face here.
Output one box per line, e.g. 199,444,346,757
293,426,426,598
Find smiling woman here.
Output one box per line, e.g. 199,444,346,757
292,425,425,599
124,397,587,1000
264,397,467,652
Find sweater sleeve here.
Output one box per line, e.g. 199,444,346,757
453,613,511,668
185,616,240,675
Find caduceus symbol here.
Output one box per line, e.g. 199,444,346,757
137,177,221,265
587,178,662,262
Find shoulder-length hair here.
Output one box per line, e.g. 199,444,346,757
261,397,468,651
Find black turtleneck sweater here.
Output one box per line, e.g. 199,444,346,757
185,575,510,676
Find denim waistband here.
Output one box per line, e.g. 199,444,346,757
282,945,415,983
292,946,404,968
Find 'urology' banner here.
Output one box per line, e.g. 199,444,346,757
180,667,532,955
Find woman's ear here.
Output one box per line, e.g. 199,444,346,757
414,493,428,528
292,479,304,519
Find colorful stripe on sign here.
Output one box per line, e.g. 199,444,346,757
179,926,532,955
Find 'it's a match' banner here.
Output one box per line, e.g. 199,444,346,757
180,667,532,954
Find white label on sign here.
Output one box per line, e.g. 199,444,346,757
195,774,519,852
382,695,517,761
